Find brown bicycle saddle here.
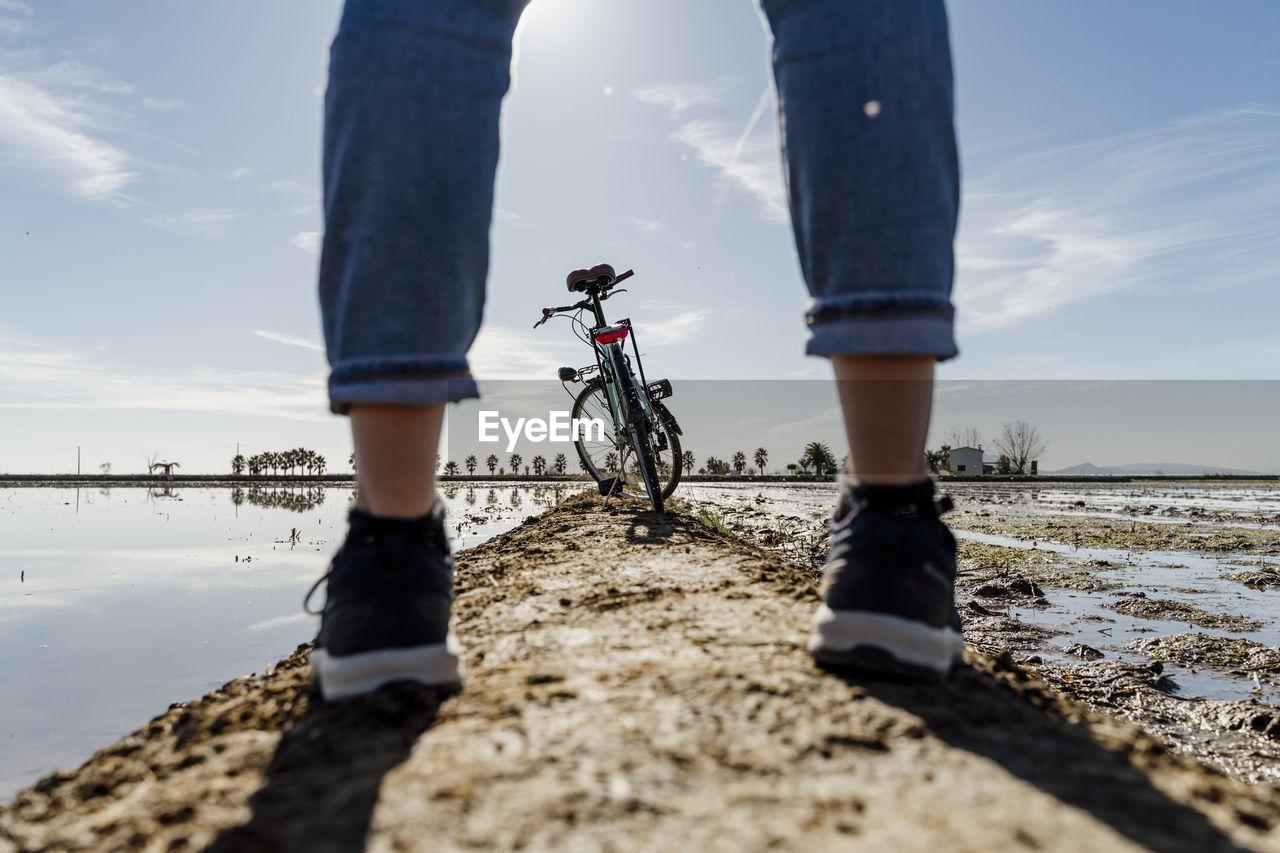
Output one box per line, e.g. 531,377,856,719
566,263,616,292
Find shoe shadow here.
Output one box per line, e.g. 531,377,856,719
205,680,452,853
842,656,1256,853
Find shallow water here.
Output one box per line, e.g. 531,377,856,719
681,480,1280,703
0,483,563,800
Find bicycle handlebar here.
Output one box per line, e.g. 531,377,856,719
532,287,628,328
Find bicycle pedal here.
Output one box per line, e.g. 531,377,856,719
597,477,623,496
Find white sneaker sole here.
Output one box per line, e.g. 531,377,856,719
808,606,964,680
310,635,462,701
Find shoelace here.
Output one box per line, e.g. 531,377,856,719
302,561,335,615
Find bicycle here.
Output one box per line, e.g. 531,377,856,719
533,263,683,513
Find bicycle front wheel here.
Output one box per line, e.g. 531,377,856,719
571,382,680,500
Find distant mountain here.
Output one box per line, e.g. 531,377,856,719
1044,462,1268,476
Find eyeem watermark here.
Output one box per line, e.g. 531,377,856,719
478,410,608,452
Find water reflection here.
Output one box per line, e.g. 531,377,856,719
230,485,334,513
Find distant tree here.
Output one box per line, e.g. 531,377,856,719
704,457,731,476
681,450,695,473
100,462,112,475
486,454,498,474
443,460,460,476
801,441,837,476
732,451,747,475
786,463,798,476
605,451,619,471
947,426,984,449
578,455,591,473
754,447,768,475
509,453,522,475
465,454,477,475
230,455,245,475
532,455,546,476
499,468,505,476
553,453,567,475
313,454,327,476
925,444,952,475
150,461,180,476
993,420,1048,474
996,454,1012,475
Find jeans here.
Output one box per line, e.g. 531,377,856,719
319,0,959,411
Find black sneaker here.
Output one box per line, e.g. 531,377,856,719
306,503,461,700
808,479,964,682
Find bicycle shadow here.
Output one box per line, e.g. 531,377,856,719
622,506,680,545
205,681,453,852
836,656,1256,853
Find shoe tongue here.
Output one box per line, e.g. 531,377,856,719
835,478,937,524
349,503,447,549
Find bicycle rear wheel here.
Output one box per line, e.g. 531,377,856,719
571,383,680,500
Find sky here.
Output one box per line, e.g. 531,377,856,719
1,0,1278,475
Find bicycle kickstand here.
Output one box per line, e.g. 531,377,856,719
597,476,623,511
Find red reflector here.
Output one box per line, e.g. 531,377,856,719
594,327,629,344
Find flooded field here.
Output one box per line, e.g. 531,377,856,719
0,482,566,799
3,479,1278,798
680,479,1280,782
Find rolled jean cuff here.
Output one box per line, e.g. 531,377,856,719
805,303,958,361
328,357,479,413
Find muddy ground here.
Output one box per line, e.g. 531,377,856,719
5,493,1280,851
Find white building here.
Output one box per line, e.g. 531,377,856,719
947,446,983,474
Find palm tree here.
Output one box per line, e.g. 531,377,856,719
532,455,546,476
801,441,837,476
443,460,460,476
605,451,619,471
553,453,567,474
465,454,477,476
313,454,327,476
754,447,768,475
732,451,747,475
231,454,246,475
486,454,498,475
509,453,522,476
681,450,695,473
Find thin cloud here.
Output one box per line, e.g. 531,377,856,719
0,71,137,201
671,118,786,221
22,61,133,95
956,108,1280,332
468,324,581,380
147,208,238,237
632,78,729,117
228,166,251,180
0,337,329,421
625,216,661,233
639,309,710,346
291,230,321,255
141,96,184,111
0,0,33,14
253,329,325,353
0,18,24,35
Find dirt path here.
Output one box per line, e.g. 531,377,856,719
4,495,1280,852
